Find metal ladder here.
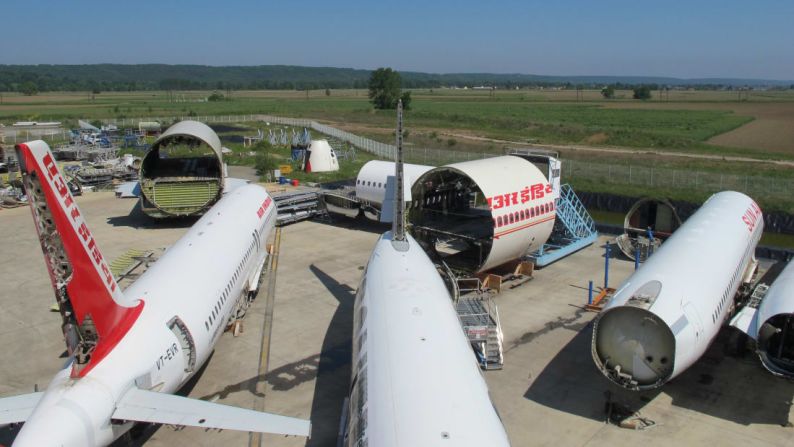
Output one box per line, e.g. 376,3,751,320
454,279,505,370
556,183,597,239
530,184,598,266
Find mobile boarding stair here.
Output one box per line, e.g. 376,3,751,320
530,183,598,267
451,273,504,370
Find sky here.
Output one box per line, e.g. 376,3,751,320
2,0,793,80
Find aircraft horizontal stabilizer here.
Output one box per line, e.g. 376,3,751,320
0,392,43,424
112,388,311,437
729,306,758,339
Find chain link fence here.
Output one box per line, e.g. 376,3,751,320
563,160,794,202
98,113,501,166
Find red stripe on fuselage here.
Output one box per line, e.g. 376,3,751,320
494,215,555,239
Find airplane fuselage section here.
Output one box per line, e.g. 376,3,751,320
13,184,276,446
592,192,763,390
345,233,510,446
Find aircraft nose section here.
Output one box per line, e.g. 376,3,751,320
593,306,675,390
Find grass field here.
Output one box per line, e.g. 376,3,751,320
2,88,794,213
2,89,790,157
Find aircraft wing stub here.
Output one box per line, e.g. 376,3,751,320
0,392,43,425
112,388,311,437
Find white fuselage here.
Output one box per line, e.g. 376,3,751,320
355,160,434,212
14,184,276,446
409,156,556,273
592,191,763,390
345,232,510,446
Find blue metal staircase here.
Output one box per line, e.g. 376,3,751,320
530,184,598,267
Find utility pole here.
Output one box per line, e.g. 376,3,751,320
392,100,408,252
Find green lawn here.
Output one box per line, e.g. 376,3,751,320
407,101,752,152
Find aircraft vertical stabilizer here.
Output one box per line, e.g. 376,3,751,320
16,141,143,377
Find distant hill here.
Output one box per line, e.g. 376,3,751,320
0,64,790,92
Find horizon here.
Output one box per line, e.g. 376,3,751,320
1,0,792,80
2,63,792,84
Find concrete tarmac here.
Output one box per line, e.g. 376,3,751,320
0,192,792,446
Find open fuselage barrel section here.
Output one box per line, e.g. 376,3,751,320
409,166,495,271
409,156,555,273
593,306,676,390
139,121,224,218
757,313,794,377
750,259,794,378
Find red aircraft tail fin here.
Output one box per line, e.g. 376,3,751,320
15,141,143,376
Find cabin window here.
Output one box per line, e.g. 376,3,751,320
497,216,503,227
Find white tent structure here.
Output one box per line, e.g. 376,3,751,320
305,139,339,173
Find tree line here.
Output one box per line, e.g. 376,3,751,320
0,64,788,95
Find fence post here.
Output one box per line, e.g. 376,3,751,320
588,280,594,305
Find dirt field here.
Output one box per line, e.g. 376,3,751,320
602,101,794,154
708,103,794,154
